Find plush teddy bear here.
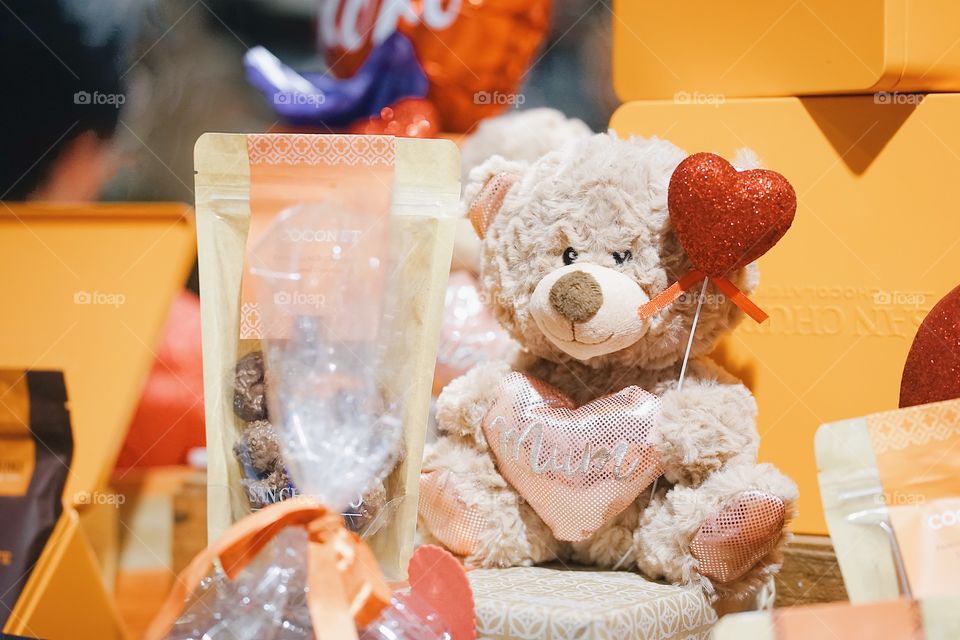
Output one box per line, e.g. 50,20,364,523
419,132,798,600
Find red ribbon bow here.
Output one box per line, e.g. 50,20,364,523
639,270,768,324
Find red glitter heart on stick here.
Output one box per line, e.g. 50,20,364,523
639,152,798,324
669,152,797,277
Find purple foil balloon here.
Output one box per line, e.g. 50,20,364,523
244,32,428,128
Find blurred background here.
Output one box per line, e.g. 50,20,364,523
1,0,616,209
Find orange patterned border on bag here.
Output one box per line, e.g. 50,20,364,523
240,134,395,339
247,134,395,167
866,399,960,598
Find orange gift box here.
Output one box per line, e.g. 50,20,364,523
0,203,195,639
713,596,960,639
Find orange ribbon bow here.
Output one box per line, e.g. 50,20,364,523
638,270,769,324
145,498,392,640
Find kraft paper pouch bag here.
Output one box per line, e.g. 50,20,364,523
816,398,960,602
195,133,459,578
0,370,72,626
713,596,960,640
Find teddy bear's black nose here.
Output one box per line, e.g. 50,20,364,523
549,270,603,323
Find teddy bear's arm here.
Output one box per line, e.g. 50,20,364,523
653,360,760,486
435,360,512,450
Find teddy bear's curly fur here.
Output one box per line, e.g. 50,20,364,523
452,108,593,274
420,132,798,601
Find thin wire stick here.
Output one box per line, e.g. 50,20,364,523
677,277,708,392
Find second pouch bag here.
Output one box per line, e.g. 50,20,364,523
817,398,960,601
195,133,460,578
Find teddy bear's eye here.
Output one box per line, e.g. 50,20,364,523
612,250,632,265
562,247,578,265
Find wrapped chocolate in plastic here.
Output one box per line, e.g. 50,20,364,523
151,504,462,640
319,0,552,131
230,350,397,531
244,32,430,130
251,203,401,509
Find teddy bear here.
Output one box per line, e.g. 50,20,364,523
419,131,798,601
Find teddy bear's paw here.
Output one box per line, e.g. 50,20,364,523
419,467,561,568
655,381,759,486
688,489,785,584
418,470,489,557
436,361,512,444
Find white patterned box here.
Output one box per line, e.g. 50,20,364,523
468,567,716,640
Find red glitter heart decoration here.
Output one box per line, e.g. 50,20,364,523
669,152,797,277
900,284,960,408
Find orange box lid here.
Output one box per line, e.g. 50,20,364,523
5,508,124,638
614,0,960,101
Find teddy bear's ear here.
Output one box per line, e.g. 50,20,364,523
461,155,527,239
467,172,518,239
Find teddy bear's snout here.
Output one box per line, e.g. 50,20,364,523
530,263,650,361
549,271,603,323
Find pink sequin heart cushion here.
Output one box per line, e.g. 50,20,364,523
482,372,664,542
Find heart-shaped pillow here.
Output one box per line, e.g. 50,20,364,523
482,372,663,542
669,152,796,277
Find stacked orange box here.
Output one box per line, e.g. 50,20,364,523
610,0,960,534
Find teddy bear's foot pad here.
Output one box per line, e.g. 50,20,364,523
419,470,487,557
689,489,785,584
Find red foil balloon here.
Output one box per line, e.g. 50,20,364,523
900,284,960,408
319,0,552,132
669,153,797,277
348,97,440,137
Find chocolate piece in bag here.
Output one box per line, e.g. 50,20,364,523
0,370,72,626
233,419,281,475
233,351,268,422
